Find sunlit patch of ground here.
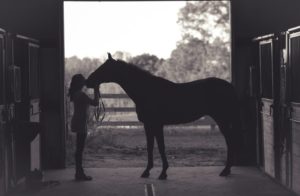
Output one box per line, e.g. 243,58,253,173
66,126,226,168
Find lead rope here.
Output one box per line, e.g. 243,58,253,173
94,92,106,124
99,93,106,123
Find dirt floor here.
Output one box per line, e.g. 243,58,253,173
10,167,297,196
66,126,227,168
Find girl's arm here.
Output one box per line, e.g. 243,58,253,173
90,87,100,106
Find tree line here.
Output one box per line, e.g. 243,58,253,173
65,1,231,95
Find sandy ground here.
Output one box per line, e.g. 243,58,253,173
66,126,227,168
10,167,297,196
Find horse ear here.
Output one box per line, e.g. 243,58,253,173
108,52,113,60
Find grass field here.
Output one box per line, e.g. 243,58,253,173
66,126,227,168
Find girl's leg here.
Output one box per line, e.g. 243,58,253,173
75,132,91,180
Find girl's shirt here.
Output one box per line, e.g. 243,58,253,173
71,90,99,133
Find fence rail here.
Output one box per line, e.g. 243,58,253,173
98,93,217,129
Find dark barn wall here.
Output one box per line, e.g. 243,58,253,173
0,0,66,169
231,0,300,162
231,0,300,193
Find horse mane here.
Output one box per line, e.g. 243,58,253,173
116,59,154,78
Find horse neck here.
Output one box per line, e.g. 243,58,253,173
111,65,151,104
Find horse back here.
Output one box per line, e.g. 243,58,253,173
136,77,238,125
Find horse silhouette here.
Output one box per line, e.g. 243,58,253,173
86,53,242,179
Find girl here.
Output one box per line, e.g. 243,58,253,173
68,74,99,181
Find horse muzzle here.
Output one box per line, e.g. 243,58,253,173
85,79,95,88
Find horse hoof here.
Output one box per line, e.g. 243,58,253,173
158,173,167,180
219,169,231,177
141,171,150,178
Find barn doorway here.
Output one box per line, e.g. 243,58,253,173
63,1,231,169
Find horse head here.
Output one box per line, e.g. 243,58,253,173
86,53,117,88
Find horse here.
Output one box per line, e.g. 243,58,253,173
86,53,242,180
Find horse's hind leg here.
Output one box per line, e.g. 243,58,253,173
218,123,235,177
141,124,155,178
154,125,169,180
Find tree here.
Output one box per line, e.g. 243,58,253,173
177,1,230,44
167,38,207,82
165,1,231,82
128,53,160,74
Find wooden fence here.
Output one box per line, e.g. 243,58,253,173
98,94,217,129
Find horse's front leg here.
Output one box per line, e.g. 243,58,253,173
141,125,154,178
155,126,169,180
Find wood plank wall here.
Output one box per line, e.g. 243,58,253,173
291,103,300,194
262,99,275,177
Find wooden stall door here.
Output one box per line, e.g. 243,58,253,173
0,29,6,196
0,29,16,195
254,34,283,180
13,35,41,180
258,38,276,178
13,36,31,180
28,43,41,171
287,28,300,195
274,32,293,188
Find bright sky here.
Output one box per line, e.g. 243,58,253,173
64,1,187,59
